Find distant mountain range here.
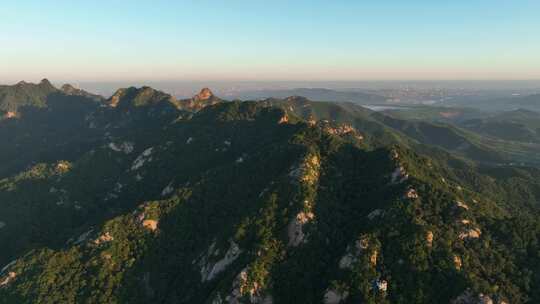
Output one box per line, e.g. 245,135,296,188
447,93,540,112
227,88,387,104
0,80,539,304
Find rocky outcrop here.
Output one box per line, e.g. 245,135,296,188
288,200,315,247
131,147,154,171
178,88,222,111
61,84,103,101
0,272,16,287
142,220,158,231
317,121,364,140
455,201,470,210
3,111,17,119
339,235,375,269
426,231,434,247
390,165,408,184
323,288,349,304
405,188,419,199
108,142,134,154
218,267,272,304
367,209,383,220
55,160,72,174
451,290,495,304
161,182,174,196
199,240,242,282
374,279,388,293
459,228,482,240
193,88,214,101
454,255,463,270
289,154,321,186
93,232,114,245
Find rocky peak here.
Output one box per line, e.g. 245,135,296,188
61,84,77,94
107,86,176,108
39,78,55,90
285,96,310,104
193,88,214,101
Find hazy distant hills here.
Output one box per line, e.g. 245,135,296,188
514,94,540,108
0,80,539,304
447,93,540,112
228,88,386,104
460,109,540,143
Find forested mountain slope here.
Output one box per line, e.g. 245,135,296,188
0,82,538,304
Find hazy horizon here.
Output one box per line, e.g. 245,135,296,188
3,79,540,99
2,1,540,82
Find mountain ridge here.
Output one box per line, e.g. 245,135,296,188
0,81,538,303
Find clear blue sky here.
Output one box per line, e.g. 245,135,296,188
1,0,539,82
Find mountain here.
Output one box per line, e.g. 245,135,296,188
178,87,222,111
514,94,540,109
0,80,106,178
0,84,539,304
229,88,386,104
61,84,104,102
460,109,540,143
0,79,57,116
259,97,540,166
447,93,540,112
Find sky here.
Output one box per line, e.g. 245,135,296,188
1,0,539,83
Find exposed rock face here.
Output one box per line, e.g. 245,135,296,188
318,121,363,140
94,232,114,245
289,154,321,186
161,182,174,196
459,228,482,240
55,161,72,174
454,255,463,270
390,165,408,184
370,250,378,266
109,93,121,107
0,272,16,287
374,279,388,293
278,114,289,124
451,290,494,304
131,147,154,171
200,240,242,282
60,84,103,101
220,267,272,304
179,88,221,111
193,88,214,101
405,188,419,199
339,235,372,269
426,231,434,247
142,220,158,231
74,229,94,245
456,201,470,210
108,142,134,154
323,288,349,304
4,111,17,119
288,200,315,247
367,209,383,220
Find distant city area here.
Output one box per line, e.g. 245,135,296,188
66,80,540,106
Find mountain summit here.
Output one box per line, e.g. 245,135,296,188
194,87,214,101
176,87,222,111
